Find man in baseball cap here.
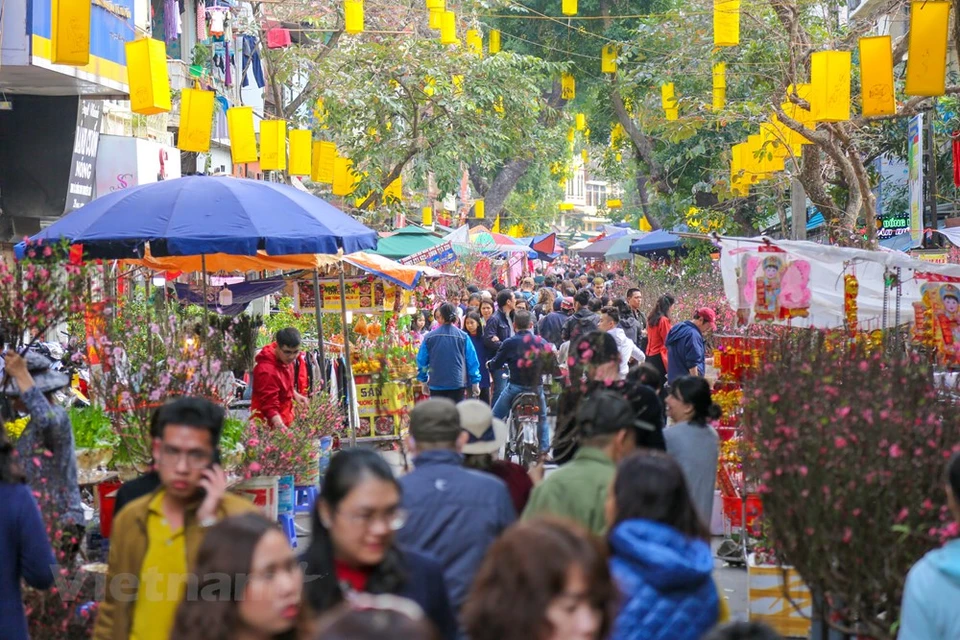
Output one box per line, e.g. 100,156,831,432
664,307,716,382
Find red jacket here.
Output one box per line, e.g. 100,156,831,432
251,343,298,425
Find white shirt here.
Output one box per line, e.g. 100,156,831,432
608,327,645,378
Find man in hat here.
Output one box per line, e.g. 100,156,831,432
396,398,515,613
3,350,84,528
522,389,652,534
665,307,716,382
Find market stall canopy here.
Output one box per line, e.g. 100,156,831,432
605,232,646,261
522,232,560,261
568,238,593,252
372,226,445,260
342,251,451,289
629,229,685,256
174,276,288,316
16,176,378,260
936,228,960,247
580,231,642,259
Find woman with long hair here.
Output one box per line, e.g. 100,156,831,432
644,294,676,376
463,518,617,640
606,450,719,640
171,513,302,640
463,312,491,404
301,449,456,639
534,288,556,325
664,376,722,524
0,427,55,640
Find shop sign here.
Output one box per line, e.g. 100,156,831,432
400,241,457,268
356,381,410,437
294,278,410,313
65,99,103,213
911,250,949,265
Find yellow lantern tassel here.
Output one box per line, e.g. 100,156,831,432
177,88,215,153
602,45,619,74
288,130,312,176
810,51,851,122
489,30,501,54
259,120,287,171
344,0,364,35
859,36,895,116
475,200,485,219
227,107,258,164
52,0,91,65
562,0,577,15
561,73,576,100
429,8,442,29
905,1,950,97
422,207,433,226
312,141,337,184
125,38,172,115
332,156,356,197
575,113,586,130
440,11,458,45
714,0,740,47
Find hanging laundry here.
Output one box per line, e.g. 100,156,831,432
224,39,232,86
242,35,265,88
196,0,207,40
164,0,179,43
208,6,227,37
266,27,292,49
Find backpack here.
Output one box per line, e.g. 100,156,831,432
567,314,598,346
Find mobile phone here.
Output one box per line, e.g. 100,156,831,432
195,449,222,500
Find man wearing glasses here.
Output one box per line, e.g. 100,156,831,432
251,327,308,428
94,397,257,640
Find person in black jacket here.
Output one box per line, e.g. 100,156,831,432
561,289,600,344
483,289,516,406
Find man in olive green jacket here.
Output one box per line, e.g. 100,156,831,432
523,390,649,534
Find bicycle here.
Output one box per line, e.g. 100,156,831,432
504,392,542,469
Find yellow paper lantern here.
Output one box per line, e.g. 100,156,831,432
422,207,433,227
905,1,950,97
125,38,171,115
426,0,444,8
810,51,851,123
859,36,895,116
575,113,586,131
639,216,653,232
712,87,726,112
490,30,501,54
561,73,576,100
492,215,501,233
712,63,726,111
606,199,622,209
475,200,485,219
227,107,258,164
332,156,356,197
466,29,482,56
661,83,678,120
714,0,740,47
602,45,619,74
384,176,403,201
581,149,588,163
288,130,312,176
177,89,215,153
785,83,816,132
344,0,364,35
259,120,287,171
440,11,458,45
312,141,337,184
559,203,574,211
562,0,577,15
51,0,90,65
429,8,442,29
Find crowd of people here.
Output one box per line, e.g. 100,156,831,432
1,263,958,640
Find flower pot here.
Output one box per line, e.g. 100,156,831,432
747,554,812,638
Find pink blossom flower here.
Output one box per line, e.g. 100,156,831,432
834,436,848,449
889,444,903,458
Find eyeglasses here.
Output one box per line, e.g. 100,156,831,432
336,507,408,531
158,444,213,470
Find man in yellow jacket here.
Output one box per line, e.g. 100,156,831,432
94,398,258,640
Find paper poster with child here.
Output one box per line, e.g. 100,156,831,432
739,251,812,324
917,280,960,366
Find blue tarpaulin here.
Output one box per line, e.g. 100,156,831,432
629,229,685,256
174,276,288,316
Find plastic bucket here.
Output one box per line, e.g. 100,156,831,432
232,476,279,521
277,475,295,516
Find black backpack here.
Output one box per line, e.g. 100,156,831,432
566,314,598,346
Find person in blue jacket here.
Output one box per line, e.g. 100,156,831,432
484,289,516,406
417,302,481,403
605,450,719,640
0,424,56,640
664,307,715,382
464,312,491,404
899,451,960,640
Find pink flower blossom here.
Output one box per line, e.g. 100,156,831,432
834,436,848,449
889,444,903,458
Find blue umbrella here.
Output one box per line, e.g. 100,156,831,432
17,176,378,259
629,229,685,256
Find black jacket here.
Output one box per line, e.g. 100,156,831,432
483,309,514,355
561,308,599,342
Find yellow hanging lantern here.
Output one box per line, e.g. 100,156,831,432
714,0,740,47
259,120,287,171
785,83,816,131
661,83,677,120
288,130,312,176
562,0,577,16
712,63,726,111
601,45,619,74
606,199,622,209
615,152,622,162
581,149,588,163
440,11,458,45
177,89,215,153
475,200,485,219
561,73,575,100
312,141,337,184
51,0,91,65
422,207,433,226
466,29,482,56
810,51,851,123
638,216,653,231
344,0,364,35
429,8,443,29
489,30,501,54
575,113,586,130
566,127,576,143
905,1,950,97
384,176,403,202
125,38,172,115
559,203,574,211
492,215,501,233
332,156,356,197
227,107,258,164
859,36,895,116
426,0,444,8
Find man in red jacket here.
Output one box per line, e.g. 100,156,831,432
251,327,308,427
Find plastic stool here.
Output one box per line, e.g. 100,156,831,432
278,513,297,549
294,486,318,513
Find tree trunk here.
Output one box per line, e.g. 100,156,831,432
610,86,673,197
634,171,661,230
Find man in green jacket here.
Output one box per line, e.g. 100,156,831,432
522,389,653,535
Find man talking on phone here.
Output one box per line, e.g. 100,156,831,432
94,397,257,640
